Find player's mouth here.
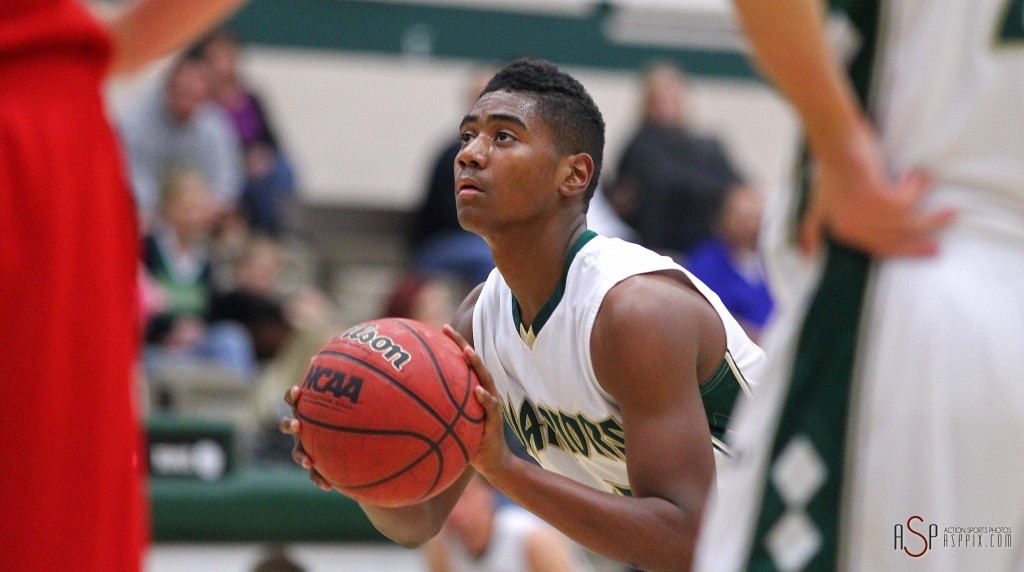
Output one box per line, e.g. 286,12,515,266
456,177,484,196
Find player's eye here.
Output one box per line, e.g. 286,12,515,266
459,131,474,145
495,131,515,143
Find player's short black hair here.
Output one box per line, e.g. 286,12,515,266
480,58,605,205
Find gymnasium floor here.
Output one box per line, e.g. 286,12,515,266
147,543,424,572
148,542,624,571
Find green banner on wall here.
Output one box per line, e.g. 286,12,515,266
228,0,758,78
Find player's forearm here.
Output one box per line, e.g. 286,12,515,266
482,457,701,571
105,0,249,75
360,502,445,548
732,0,864,160
359,467,474,548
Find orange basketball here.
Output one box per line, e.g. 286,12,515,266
296,318,485,507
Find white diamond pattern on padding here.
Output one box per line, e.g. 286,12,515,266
766,510,822,572
771,435,827,507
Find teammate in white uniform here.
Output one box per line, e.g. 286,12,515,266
283,58,763,571
424,476,592,572
696,1,1024,570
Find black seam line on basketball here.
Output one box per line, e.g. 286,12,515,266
297,410,446,497
317,348,470,464
385,319,464,419
390,319,465,414
461,365,485,424
386,319,473,461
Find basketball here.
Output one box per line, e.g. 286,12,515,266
296,318,486,507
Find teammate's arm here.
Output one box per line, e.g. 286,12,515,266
103,0,249,75
732,0,954,256
422,534,452,572
445,274,719,571
523,526,586,572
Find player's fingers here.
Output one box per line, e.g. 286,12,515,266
442,324,469,350
883,235,940,257
913,207,957,234
291,446,313,470
464,345,498,395
279,416,300,435
879,208,955,257
895,170,933,205
474,385,502,422
309,469,333,492
284,386,300,408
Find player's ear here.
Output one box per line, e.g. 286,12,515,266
558,152,594,199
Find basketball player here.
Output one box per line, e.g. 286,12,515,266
283,58,764,570
0,2,246,570
695,1,1024,570
423,475,592,572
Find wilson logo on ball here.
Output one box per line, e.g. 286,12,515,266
340,323,412,371
302,365,364,404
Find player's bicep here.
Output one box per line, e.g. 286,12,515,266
590,277,715,511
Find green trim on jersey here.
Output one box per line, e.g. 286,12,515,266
745,245,870,571
828,0,883,106
995,0,1024,44
512,230,597,344
744,2,881,569
700,350,752,443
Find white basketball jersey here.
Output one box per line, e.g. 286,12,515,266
696,2,1024,570
440,506,552,572
472,231,764,495
873,0,1024,232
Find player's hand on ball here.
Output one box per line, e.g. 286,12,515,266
442,325,513,478
280,386,334,492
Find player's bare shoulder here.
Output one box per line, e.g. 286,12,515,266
591,271,727,395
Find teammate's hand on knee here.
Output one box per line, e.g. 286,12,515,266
281,386,334,492
442,325,513,478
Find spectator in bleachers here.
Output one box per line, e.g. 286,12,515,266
408,69,496,285
142,168,257,383
382,273,465,330
605,63,746,260
208,236,295,362
684,186,774,342
119,49,243,230
209,235,334,363
199,29,298,237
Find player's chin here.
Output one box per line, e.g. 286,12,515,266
455,208,487,234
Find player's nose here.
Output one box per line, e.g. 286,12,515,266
455,135,488,170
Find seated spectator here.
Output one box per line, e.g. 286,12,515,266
409,70,496,285
142,168,257,383
198,29,298,237
118,49,243,230
208,237,294,362
685,186,774,342
423,475,594,572
209,236,334,362
382,273,465,330
606,63,746,259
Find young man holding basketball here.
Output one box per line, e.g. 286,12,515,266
283,58,763,571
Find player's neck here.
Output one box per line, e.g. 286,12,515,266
490,218,588,328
